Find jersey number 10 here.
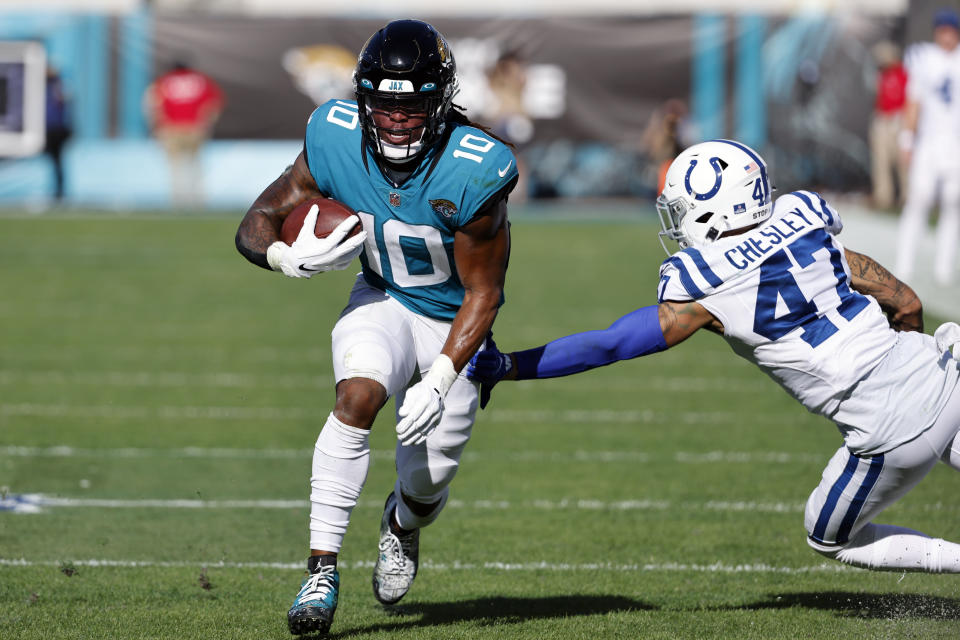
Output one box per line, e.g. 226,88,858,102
325,101,498,289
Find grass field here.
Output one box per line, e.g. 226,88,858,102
2,209,959,639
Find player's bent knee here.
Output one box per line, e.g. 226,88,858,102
334,378,387,428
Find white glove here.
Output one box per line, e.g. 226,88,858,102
935,322,960,358
266,204,366,278
396,355,458,446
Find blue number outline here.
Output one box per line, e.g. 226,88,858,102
752,229,868,347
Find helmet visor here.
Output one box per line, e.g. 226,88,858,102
365,92,432,116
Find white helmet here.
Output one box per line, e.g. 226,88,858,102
657,139,774,254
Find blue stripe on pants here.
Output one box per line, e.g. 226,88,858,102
811,452,860,544
835,454,884,544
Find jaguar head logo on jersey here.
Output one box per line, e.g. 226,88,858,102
657,139,774,255
429,198,458,218
353,19,459,164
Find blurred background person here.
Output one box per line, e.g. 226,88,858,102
641,97,692,196
869,40,908,211
896,8,960,285
43,66,72,202
485,51,531,202
143,60,224,208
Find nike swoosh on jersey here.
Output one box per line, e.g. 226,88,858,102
498,161,513,178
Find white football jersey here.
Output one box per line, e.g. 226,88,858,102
658,191,957,453
905,42,960,152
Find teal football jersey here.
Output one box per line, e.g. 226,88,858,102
303,99,518,321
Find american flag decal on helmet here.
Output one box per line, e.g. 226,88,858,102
744,161,759,173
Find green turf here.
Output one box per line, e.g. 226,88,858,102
1,211,958,639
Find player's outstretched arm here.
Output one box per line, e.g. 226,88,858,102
235,152,324,270
468,301,716,390
844,249,923,332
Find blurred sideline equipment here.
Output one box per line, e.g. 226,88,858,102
0,41,46,157
471,138,960,576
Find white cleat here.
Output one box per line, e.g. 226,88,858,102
371,492,419,605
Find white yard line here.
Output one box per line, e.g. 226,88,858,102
0,493,822,515
0,369,765,393
0,445,825,465
0,346,332,363
0,557,853,574
10,493,953,515
0,403,811,425
0,370,334,389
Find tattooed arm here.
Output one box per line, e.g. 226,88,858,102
845,249,923,332
658,300,723,345
235,151,325,269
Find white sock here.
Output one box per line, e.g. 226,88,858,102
826,523,960,573
309,413,370,553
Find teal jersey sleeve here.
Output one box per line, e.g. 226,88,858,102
438,124,518,228
303,99,364,196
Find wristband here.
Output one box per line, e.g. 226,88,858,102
266,241,287,271
424,354,458,396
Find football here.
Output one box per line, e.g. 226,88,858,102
280,197,361,246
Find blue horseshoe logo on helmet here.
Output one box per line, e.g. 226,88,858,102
684,157,724,201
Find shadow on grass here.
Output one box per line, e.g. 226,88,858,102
327,594,655,637
722,591,960,620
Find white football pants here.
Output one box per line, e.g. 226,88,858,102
309,275,480,551
804,380,960,572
